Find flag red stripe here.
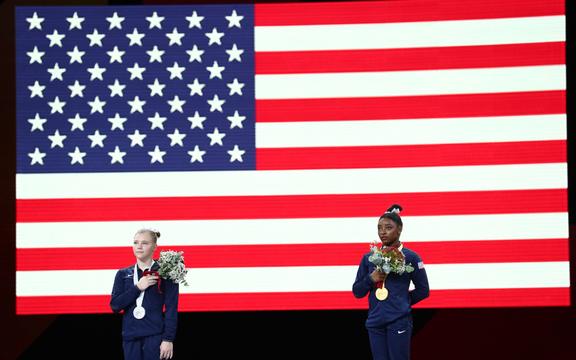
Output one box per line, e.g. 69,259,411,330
16,239,569,271
16,189,567,222
255,91,566,122
256,140,566,170
16,287,570,314
256,42,565,74
255,0,564,26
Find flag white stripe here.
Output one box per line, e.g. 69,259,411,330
255,16,565,51
255,65,565,99
16,262,570,296
16,163,567,199
16,213,569,248
256,115,566,148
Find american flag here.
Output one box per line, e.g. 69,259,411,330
16,0,569,314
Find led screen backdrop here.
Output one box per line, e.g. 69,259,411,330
16,0,568,314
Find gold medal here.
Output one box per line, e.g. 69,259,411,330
375,287,389,301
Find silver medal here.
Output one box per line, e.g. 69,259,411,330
132,262,155,321
133,306,146,319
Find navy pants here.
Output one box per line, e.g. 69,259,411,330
368,315,413,360
123,334,162,360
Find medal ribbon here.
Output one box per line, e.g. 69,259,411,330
133,261,156,310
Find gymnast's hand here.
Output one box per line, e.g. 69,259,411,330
136,274,158,291
160,341,173,359
370,269,387,283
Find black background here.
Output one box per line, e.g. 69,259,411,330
1,1,575,359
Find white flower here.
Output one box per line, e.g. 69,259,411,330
158,250,189,286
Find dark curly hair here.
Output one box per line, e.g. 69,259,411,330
379,204,403,227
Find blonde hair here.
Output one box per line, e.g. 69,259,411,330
135,228,161,243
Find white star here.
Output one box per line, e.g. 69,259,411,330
227,110,246,129
108,79,126,97
67,46,85,64
166,27,185,46
28,81,45,98
187,78,205,96
205,27,224,46
46,30,65,47
126,28,145,46
166,61,185,80
48,63,66,81
107,12,125,30
225,10,244,28
127,63,146,80
68,80,86,98
187,145,206,163
86,29,105,47
108,146,127,164
207,127,226,146
167,95,186,113
108,113,127,130
227,145,246,162
226,43,244,62
28,147,46,165
48,96,66,114
26,12,44,30
206,61,225,79
186,45,205,63
186,11,204,29
146,11,165,29
66,12,85,30
207,94,225,112
48,129,67,148
68,113,87,131
167,128,186,147
88,96,106,114
148,145,166,164
68,146,87,165
147,45,165,63
128,96,146,113
227,78,245,95
147,78,165,97
148,112,167,130
107,46,125,63
87,63,106,81
27,113,46,131
27,46,45,64
187,111,207,129
127,129,146,147
88,130,107,148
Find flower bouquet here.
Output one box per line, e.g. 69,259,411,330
368,240,414,275
368,240,414,301
157,250,189,286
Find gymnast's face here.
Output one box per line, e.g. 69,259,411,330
133,231,157,262
378,217,402,247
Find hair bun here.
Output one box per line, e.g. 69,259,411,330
386,204,403,214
